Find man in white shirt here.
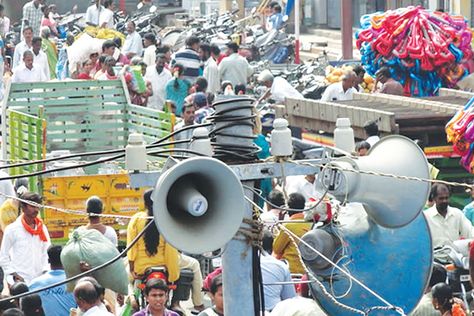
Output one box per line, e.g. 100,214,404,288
199,43,219,94
99,0,114,29
122,21,143,59
12,26,33,70
257,69,303,104
218,42,254,87
74,280,113,316
31,36,50,80
285,174,322,201
0,192,50,285
321,71,357,102
85,0,104,27
11,50,47,83
145,54,172,110
425,183,474,249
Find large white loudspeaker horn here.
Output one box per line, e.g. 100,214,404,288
152,157,245,254
319,135,430,228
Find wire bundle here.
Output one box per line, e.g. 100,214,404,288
356,6,472,96
208,97,261,162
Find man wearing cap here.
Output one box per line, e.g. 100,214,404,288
321,70,357,102
0,192,50,285
218,42,253,87
257,69,303,104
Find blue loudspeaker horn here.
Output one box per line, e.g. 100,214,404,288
303,135,433,314
301,206,432,315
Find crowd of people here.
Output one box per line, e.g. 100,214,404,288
0,1,472,316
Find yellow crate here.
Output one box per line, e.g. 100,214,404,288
43,174,147,243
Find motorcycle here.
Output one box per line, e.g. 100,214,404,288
434,240,473,312
137,267,194,315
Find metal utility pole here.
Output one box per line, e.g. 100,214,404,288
341,0,353,60
295,0,301,64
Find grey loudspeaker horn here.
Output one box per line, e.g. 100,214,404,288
318,135,430,228
152,157,245,254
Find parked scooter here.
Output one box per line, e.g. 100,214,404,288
434,240,473,312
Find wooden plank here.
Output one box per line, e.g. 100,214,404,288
9,88,125,99
127,117,172,130
10,80,123,91
8,96,127,108
47,129,127,140
128,124,168,136
127,105,174,121
284,98,397,133
439,88,474,98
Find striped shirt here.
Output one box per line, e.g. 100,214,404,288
22,1,43,36
171,47,201,83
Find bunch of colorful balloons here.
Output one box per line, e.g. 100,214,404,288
446,97,474,173
356,6,472,97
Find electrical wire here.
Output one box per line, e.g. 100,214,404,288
243,184,330,213
0,139,193,170
0,148,206,181
207,98,259,161
150,123,213,145
0,219,155,303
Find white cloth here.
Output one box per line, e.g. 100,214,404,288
0,171,14,207
12,41,31,70
99,8,114,29
284,176,322,201
0,216,50,284
143,44,157,67
85,5,104,26
261,210,288,229
320,82,356,102
270,297,321,316
425,205,474,249
82,305,114,316
33,50,50,80
218,53,254,86
144,65,172,110
270,77,304,104
122,31,143,57
1,16,10,37
11,64,47,83
203,57,219,94
104,226,118,246
366,135,380,147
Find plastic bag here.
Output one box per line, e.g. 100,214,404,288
61,228,128,294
